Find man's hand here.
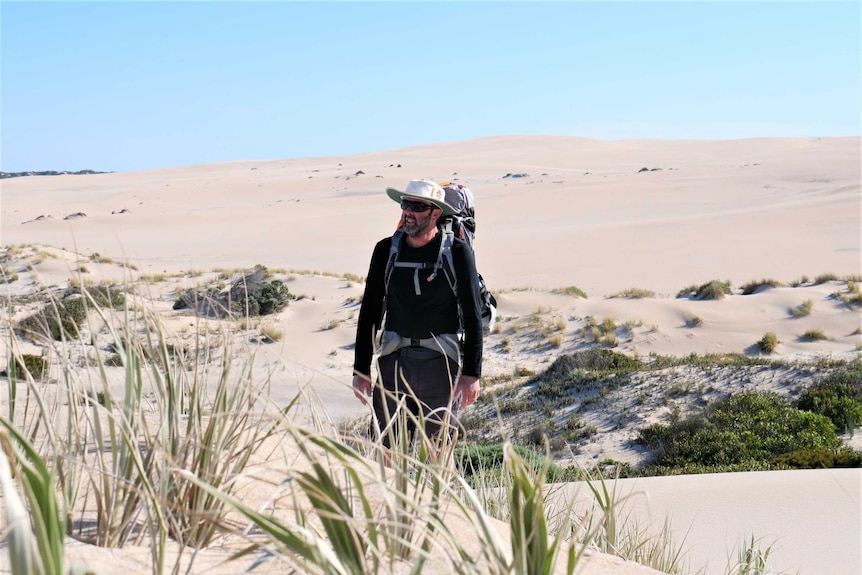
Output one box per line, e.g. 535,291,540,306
352,374,373,405
455,375,480,408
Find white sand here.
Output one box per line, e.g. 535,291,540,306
1,136,860,574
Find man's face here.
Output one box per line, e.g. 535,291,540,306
401,199,440,237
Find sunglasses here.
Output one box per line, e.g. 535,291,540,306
400,199,436,213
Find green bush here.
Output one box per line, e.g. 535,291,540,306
757,332,779,354
678,280,732,300
543,349,641,374
454,444,574,483
637,392,840,470
696,280,732,300
174,265,293,318
797,372,862,433
68,283,126,308
771,447,862,469
6,354,48,380
18,296,88,341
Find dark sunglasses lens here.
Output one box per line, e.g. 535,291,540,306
401,200,432,212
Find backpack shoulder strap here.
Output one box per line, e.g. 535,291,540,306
437,223,458,296
384,229,404,296
384,227,458,297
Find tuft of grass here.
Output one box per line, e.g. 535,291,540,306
678,280,732,300
0,419,66,575
791,299,813,317
555,285,588,298
802,328,827,341
260,323,284,342
740,279,782,295
814,272,839,284
688,315,704,328
757,332,780,354
609,288,655,299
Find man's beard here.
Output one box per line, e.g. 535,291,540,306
402,212,434,237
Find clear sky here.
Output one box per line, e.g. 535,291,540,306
1,1,860,172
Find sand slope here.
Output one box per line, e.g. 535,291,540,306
1,136,860,575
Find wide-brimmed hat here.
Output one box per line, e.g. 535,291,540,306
386,179,456,216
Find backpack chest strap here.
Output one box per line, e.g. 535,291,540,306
385,229,457,297
390,260,439,295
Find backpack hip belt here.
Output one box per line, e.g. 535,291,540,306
377,330,461,365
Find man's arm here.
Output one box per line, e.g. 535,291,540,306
352,239,390,402
453,240,483,378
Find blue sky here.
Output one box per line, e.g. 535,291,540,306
2,1,860,172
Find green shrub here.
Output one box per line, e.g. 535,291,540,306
797,373,862,433
174,265,293,318
454,444,573,483
541,349,641,376
696,280,732,300
18,296,88,341
757,332,779,354
637,392,840,470
771,447,862,469
6,354,48,380
678,280,732,300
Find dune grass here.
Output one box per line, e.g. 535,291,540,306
0,279,805,575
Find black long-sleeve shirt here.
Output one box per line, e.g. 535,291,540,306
353,231,483,378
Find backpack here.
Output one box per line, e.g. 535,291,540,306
384,182,497,336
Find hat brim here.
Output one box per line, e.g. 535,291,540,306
386,187,456,216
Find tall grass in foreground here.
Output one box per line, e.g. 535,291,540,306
1,281,789,575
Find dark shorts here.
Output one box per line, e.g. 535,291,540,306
372,347,460,449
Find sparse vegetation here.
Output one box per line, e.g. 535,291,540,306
3,248,859,575
688,315,703,328
757,332,779,354
833,281,862,307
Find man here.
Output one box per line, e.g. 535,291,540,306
352,179,483,454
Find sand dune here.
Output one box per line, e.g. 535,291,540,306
1,136,860,575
